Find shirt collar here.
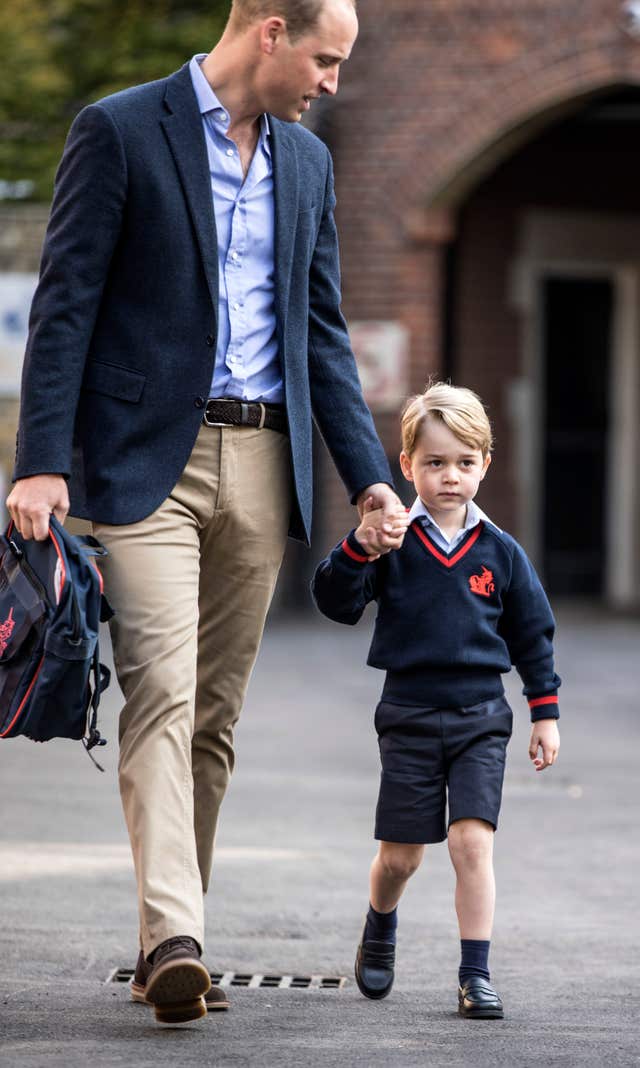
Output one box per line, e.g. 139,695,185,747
407,496,488,535
189,54,271,153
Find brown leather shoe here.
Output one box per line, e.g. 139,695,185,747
142,937,212,1023
131,948,230,1012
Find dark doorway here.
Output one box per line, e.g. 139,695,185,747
542,277,612,595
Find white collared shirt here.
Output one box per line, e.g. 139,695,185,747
407,497,492,553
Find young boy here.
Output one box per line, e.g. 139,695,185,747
311,382,560,1019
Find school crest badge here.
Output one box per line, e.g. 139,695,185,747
469,566,495,597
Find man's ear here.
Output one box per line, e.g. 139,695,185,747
399,450,414,484
260,16,287,54
480,453,492,480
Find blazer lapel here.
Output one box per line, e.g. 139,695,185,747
160,64,219,317
269,119,299,344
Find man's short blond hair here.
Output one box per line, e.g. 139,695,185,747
229,0,356,41
401,382,493,458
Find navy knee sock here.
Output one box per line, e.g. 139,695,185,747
459,939,490,985
364,903,398,944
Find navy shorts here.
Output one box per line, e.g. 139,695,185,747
374,695,513,844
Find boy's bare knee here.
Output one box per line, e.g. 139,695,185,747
378,842,425,882
448,819,493,870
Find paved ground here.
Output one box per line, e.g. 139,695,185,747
1,604,639,1067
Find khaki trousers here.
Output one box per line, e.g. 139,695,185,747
93,423,291,956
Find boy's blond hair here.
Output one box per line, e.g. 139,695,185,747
401,382,493,458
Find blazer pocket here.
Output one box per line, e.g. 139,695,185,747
82,360,146,403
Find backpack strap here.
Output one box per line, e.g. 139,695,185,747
71,535,115,621
82,648,111,772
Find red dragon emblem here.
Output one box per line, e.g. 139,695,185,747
468,566,495,597
0,606,16,655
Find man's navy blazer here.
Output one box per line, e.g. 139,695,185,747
14,63,391,543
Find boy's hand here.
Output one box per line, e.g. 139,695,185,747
356,484,408,557
355,497,410,561
528,718,560,772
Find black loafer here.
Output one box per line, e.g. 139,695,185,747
458,976,504,1019
354,927,395,1000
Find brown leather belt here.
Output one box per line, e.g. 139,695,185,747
203,398,288,435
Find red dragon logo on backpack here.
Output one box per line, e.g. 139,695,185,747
0,606,16,655
468,566,495,597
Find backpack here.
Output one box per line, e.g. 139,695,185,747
0,515,113,769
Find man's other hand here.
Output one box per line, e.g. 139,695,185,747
6,474,70,541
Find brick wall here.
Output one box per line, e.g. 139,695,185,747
453,104,640,531
313,0,640,552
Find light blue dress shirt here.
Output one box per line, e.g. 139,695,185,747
407,497,493,553
189,55,282,403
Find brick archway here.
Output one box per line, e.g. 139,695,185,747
404,64,640,236
320,7,640,548
335,11,640,358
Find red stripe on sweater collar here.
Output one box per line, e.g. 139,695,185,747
411,520,484,568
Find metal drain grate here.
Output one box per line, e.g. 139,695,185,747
106,968,347,990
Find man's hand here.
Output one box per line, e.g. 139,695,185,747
528,718,560,772
6,474,69,541
356,483,408,557
355,498,410,560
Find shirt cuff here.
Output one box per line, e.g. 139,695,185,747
528,694,560,722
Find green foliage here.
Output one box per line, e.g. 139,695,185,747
0,0,230,200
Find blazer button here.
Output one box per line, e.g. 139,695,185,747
194,396,205,409
206,334,215,347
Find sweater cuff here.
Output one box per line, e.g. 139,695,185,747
340,530,370,565
528,694,560,722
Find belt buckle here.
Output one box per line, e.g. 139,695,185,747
203,399,231,428
203,411,226,427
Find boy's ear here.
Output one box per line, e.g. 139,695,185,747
480,453,492,480
399,450,414,483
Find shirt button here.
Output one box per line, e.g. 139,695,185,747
206,334,215,347
231,251,239,261
232,302,240,311
226,148,234,157
194,396,205,409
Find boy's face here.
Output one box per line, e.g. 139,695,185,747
400,416,491,519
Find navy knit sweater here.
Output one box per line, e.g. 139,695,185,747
311,519,560,721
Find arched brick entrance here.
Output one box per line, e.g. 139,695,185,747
312,8,640,606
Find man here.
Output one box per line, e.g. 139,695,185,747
8,0,402,1025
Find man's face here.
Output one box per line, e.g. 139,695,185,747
262,0,358,121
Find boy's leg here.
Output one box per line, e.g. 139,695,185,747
448,818,503,1017
447,818,495,940
356,841,425,1000
370,842,425,913
356,701,446,1000
445,697,512,1019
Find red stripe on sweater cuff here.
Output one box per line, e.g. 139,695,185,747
528,695,558,709
341,538,369,563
